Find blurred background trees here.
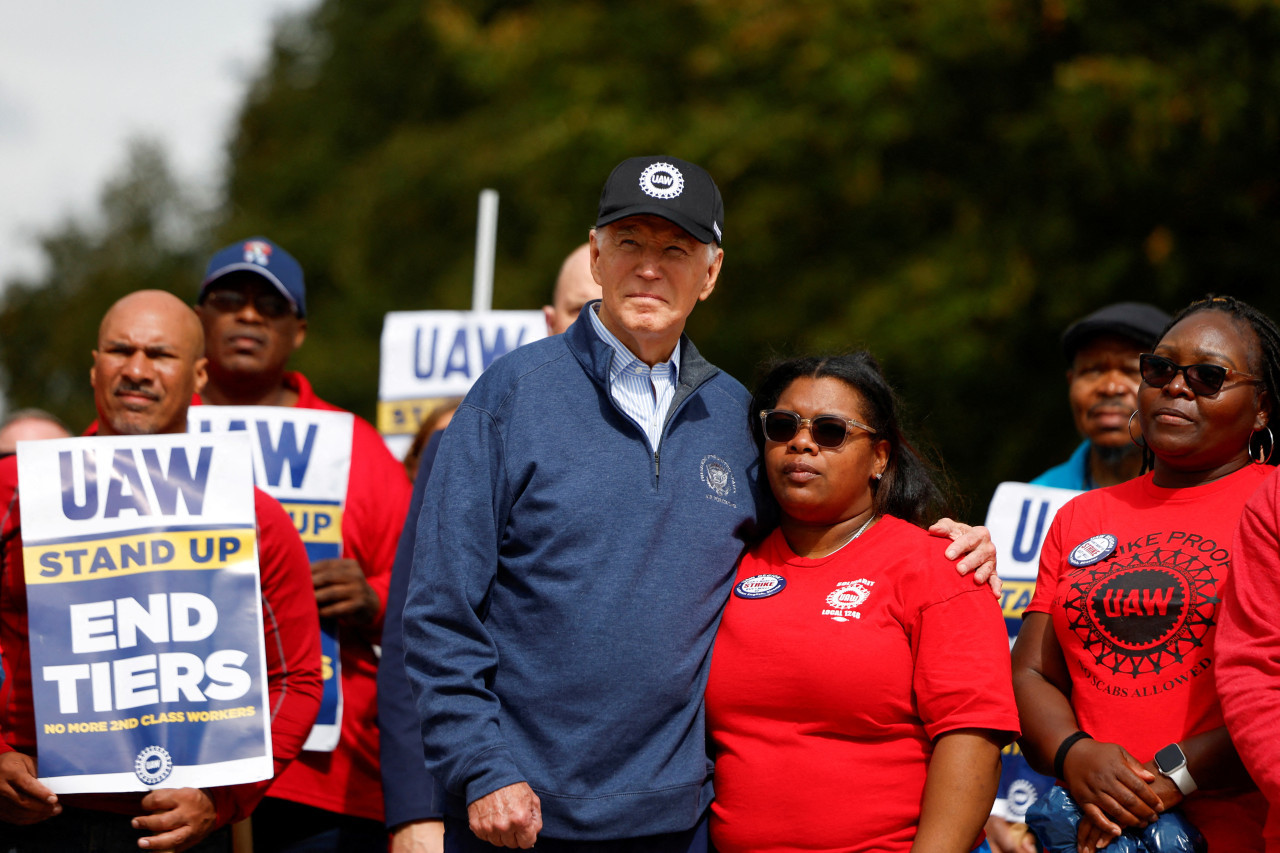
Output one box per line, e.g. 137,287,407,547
7,0,1280,511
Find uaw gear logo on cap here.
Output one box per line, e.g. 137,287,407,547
639,162,685,200
735,574,787,599
243,240,273,266
700,455,737,506
134,744,174,786
1069,534,1117,567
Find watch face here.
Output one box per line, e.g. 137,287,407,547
1155,743,1185,773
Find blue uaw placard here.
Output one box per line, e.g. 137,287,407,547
984,481,1082,822
187,406,353,752
377,310,545,458
18,433,271,794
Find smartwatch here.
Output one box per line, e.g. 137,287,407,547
1155,742,1198,796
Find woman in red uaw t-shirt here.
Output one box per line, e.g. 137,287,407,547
1013,295,1279,853
706,353,1019,853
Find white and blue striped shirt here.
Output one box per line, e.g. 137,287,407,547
589,304,680,451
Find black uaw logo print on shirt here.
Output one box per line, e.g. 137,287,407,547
1063,537,1220,680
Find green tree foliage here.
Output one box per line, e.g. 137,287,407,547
0,141,211,430
217,0,1280,508
9,1,1280,508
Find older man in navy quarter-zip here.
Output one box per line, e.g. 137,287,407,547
403,156,996,853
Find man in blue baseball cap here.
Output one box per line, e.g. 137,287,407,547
195,238,410,852
197,238,308,407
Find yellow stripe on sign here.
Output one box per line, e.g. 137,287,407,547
1000,579,1038,620
377,398,453,436
279,503,344,545
24,529,257,585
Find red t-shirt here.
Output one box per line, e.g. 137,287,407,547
706,516,1019,853
1027,465,1268,851
0,455,323,827
199,372,411,822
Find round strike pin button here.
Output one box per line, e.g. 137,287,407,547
734,574,787,599
1068,534,1118,568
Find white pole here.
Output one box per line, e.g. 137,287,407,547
472,189,499,313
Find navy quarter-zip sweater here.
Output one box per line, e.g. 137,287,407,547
404,305,768,840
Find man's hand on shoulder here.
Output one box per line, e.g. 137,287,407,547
468,782,541,849
132,786,217,851
929,518,1001,596
0,751,60,825
312,557,380,625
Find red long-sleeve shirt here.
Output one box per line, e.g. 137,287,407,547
0,455,323,828
1218,465,1280,850
197,372,410,821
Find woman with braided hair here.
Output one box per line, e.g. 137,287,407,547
1013,295,1279,853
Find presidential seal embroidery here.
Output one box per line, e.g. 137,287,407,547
734,574,787,599
700,455,737,506
1069,534,1117,567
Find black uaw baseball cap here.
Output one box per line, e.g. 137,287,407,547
596,156,724,245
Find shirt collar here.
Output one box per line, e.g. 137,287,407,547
588,303,681,382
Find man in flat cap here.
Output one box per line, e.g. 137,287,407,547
405,157,995,851
1033,302,1172,490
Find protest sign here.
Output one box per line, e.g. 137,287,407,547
985,480,1083,821
377,310,545,458
187,406,353,752
984,481,1083,642
18,433,270,794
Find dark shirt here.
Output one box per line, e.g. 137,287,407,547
377,432,443,828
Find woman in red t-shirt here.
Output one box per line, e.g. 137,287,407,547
706,353,1019,853
1012,296,1280,853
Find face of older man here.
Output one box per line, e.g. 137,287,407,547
1067,333,1145,450
589,215,723,366
92,290,207,436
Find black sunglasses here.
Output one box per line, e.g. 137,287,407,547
202,288,294,320
1138,353,1259,396
759,409,876,449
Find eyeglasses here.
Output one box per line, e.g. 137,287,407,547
202,288,294,319
1138,353,1260,396
759,409,876,449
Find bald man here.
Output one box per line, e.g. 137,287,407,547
0,410,71,456
541,244,601,336
92,290,209,436
0,291,323,852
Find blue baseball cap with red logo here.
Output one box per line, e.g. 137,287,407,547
200,237,306,317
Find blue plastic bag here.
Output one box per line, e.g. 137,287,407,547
1025,787,1205,853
